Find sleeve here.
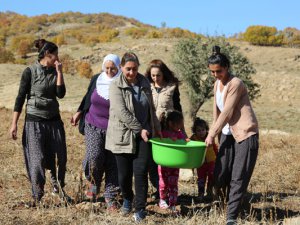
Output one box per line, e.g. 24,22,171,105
13,68,31,112
56,84,66,99
208,79,244,138
173,85,182,112
77,75,97,112
109,82,142,134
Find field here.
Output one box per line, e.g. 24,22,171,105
0,39,299,224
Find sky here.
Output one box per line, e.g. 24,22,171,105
1,0,299,36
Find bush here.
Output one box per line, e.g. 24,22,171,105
124,27,148,39
147,30,163,39
60,54,76,75
98,29,119,42
165,28,198,38
0,47,15,63
172,36,259,120
282,27,300,47
76,61,93,78
243,25,284,46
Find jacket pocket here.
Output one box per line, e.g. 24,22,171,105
115,122,131,146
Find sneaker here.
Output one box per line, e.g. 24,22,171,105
226,219,237,225
52,185,59,196
159,199,169,209
85,184,97,200
121,199,132,215
105,198,118,212
151,191,159,200
133,209,146,222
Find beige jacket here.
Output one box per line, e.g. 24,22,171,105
105,73,161,154
208,75,258,142
151,83,177,120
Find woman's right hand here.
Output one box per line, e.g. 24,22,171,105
141,129,150,142
71,111,82,126
10,124,18,140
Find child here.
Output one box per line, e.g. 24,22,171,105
158,110,186,213
190,117,218,200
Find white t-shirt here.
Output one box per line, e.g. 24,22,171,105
216,80,232,135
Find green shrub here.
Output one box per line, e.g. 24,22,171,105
243,25,284,46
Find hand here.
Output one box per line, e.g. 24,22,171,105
185,138,191,142
205,135,213,147
54,60,63,74
141,129,150,142
10,124,18,140
71,111,82,126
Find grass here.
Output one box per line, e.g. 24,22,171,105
0,108,299,224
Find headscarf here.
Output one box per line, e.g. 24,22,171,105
96,54,121,100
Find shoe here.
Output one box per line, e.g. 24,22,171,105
52,185,59,196
159,199,169,209
121,199,132,215
85,184,97,200
226,219,237,225
105,198,118,212
133,209,146,222
151,191,159,200
195,192,205,202
61,189,72,203
169,205,180,216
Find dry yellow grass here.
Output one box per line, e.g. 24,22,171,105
0,39,299,224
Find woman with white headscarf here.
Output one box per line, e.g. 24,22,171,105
71,54,121,210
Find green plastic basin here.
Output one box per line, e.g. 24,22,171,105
149,138,206,169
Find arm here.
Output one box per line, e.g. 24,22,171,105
207,79,244,141
71,75,98,126
10,68,31,140
109,82,142,134
55,60,66,98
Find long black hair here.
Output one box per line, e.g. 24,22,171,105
34,39,58,61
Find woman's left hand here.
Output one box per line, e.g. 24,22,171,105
54,60,63,74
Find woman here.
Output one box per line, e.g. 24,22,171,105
105,52,161,222
205,46,259,225
71,54,120,210
144,59,182,199
10,39,68,205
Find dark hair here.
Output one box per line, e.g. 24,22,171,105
192,117,209,135
162,110,183,131
145,59,179,85
207,45,230,68
121,52,140,66
34,39,58,60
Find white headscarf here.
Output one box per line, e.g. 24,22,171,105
96,54,121,100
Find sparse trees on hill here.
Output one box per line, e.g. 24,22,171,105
172,37,259,120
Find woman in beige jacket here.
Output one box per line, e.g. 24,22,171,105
144,59,182,199
105,52,161,222
205,46,259,225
